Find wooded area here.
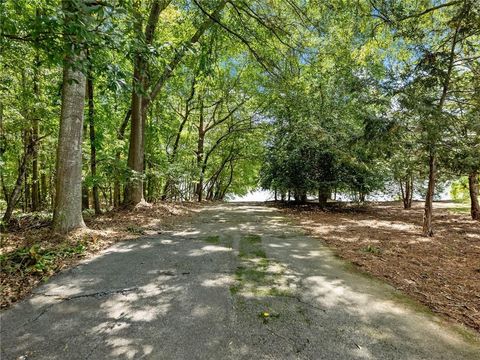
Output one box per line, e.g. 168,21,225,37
0,0,479,235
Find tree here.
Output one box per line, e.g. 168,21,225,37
124,0,228,206
52,0,92,233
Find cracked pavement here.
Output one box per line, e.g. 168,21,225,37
1,203,479,359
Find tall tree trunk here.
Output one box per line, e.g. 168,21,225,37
21,71,31,212
422,153,435,236
400,175,413,209
126,0,226,205
40,171,47,207
31,52,40,211
196,102,205,202
1,172,9,204
114,109,131,207
125,61,146,205
468,171,480,221
2,144,35,228
23,141,30,212
52,0,87,233
82,184,89,210
87,60,101,214
219,160,235,200
318,186,330,208
124,1,164,206
422,17,461,236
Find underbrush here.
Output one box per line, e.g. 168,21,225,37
1,242,86,278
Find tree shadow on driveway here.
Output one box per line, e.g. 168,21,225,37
1,203,479,359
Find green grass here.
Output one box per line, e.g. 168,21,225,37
203,234,233,248
243,234,262,244
204,235,220,244
447,206,470,215
229,234,294,299
239,234,266,258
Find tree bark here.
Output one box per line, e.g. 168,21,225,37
422,153,435,236
468,171,480,221
196,102,205,202
23,136,30,212
127,0,227,205
2,143,35,228
87,59,101,214
219,160,235,200
52,0,87,233
422,15,461,236
31,51,40,211
400,175,413,209
82,184,89,210
40,171,47,207
318,186,330,208
124,1,166,206
114,109,131,207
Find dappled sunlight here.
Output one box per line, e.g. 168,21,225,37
106,337,154,359
102,244,138,254
302,275,407,320
2,203,478,360
267,242,292,248
36,277,100,298
188,244,233,256
283,201,480,334
159,239,176,244
291,250,324,259
172,229,200,237
201,274,234,288
92,320,131,335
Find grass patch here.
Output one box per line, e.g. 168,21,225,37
230,234,295,299
230,258,293,298
203,234,233,248
235,265,267,283
243,234,262,244
239,234,266,258
266,287,293,297
204,235,220,244
447,206,470,215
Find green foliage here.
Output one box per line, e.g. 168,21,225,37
450,178,470,203
362,244,382,255
1,243,86,275
1,0,479,224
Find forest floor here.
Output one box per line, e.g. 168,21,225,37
1,202,479,359
0,203,200,309
280,200,480,333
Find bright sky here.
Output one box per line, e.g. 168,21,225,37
229,189,274,202
228,185,453,203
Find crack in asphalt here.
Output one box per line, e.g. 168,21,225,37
2,287,141,335
35,287,140,301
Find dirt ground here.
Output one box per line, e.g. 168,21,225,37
281,200,480,333
0,203,199,309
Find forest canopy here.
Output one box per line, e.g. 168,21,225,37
0,0,479,235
